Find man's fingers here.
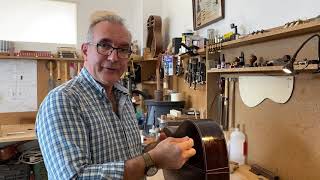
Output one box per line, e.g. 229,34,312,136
176,138,194,150
182,148,196,159
170,136,190,143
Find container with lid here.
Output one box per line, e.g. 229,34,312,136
229,125,246,165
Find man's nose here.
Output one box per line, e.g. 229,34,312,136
107,49,119,62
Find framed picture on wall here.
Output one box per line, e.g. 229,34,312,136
192,0,225,30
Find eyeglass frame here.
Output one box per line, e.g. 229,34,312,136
87,42,132,59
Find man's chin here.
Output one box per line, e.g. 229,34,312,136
100,77,119,86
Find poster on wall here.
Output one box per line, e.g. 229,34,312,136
0,60,37,113
193,0,225,30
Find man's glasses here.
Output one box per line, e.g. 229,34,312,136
88,42,131,59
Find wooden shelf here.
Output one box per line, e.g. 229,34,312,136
0,55,83,62
0,124,36,143
222,20,320,49
207,64,318,74
179,20,320,59
130,58,158,63
142,80,158,85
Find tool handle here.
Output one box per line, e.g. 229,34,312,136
49,61,53,78
57,61,61,80
77,62,81,75
64,61,68,81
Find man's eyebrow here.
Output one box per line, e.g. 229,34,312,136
98,38,130,47
118,43,130,48
98,38,112,43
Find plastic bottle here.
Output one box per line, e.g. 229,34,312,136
221,54,226,68
229,125,246,165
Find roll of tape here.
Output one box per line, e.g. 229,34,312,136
171,93,184,101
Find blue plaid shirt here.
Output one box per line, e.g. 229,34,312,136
36,68,142,180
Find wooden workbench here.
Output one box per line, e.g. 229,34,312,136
148,165,268,180
0,124,36,143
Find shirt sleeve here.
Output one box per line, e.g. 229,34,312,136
36,90,125,180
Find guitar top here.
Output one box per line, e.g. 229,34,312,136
163,119,230,180
146,15,163,58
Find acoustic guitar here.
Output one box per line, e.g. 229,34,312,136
163,119,230,180
146,15,163,58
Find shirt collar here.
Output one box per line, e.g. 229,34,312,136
79,67,129,96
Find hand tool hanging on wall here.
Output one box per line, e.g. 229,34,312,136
77,62,82,75
228,78,236,129
222,78,229,131
184,60,191,87
47,60,55,91
184,56,206,90
218,77,225,128
190,58,197,89
154,55,163,101
56,60,62,86
196,57,206,85
175,56,184,76
184,58,194,89
64,61,68,82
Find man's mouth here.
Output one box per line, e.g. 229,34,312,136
103,66,117,71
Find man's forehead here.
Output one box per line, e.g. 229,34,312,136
93,21,131,45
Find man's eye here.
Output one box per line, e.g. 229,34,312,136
118,48,130,53
99,43,112,49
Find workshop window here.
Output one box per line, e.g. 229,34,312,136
0,0,77,44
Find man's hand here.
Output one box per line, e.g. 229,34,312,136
148,136,196,169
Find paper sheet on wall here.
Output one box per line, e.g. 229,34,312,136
0,59,37,112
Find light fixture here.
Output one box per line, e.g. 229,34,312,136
282,62,294,74
282,34,320,74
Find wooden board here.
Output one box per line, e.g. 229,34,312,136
148,165,268,180
0,124,36,143
0,57,79,144
217,33,320,179
233,74,320,179
172,74,207,118
208,64,318,73
222,20,320,49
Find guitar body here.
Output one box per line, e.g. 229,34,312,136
146,15,162,58
163,120,230,180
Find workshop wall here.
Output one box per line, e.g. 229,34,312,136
220,34,320,179
159,1,320,179
9,0,143,51
161,0,320,45
141,0,162,50
77,0,142,48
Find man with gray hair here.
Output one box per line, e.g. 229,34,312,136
36,13,196,179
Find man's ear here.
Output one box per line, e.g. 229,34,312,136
81,43,88,61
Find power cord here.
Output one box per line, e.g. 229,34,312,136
18,148,43,165
283,34,320,74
